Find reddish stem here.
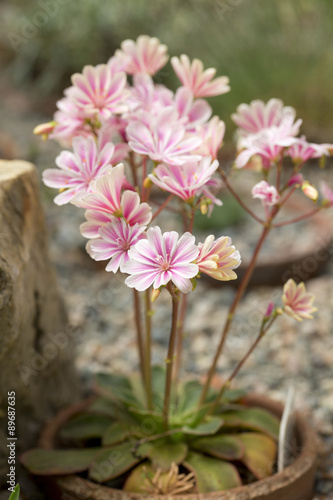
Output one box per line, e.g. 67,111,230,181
198,222,272,406
133,290,146,390
151,194,174,221
272,207,321,227
219,169,265,224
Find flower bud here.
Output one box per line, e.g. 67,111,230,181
302,181,318,202
264,301,274,318
33,121,56,139
143,176,153,189
319,155,327,169
151,288,161,303
200,201,208,215
288,174,304,187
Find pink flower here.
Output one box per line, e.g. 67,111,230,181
114,35,169,75
286,137,333,163
149,157,220,202
43,136,116,205
235,116,301,169
232,99,299,137
196,116,226,159
196,235,241,281
126,108,202,165
86,219,146,273
320,181,333,207
97,123,130,163
50,95,92,146
123,227,199,293
126,74,173,115
73,164,152,236
282,279,317,321
252,180,280,206
174,87,212,130
70,64,128,119
171,55,230,98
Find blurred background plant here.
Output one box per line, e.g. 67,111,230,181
1,0,333,144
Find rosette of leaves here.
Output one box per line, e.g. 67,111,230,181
21,367,280,494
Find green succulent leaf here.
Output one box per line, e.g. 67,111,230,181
102,422,134,446
191,434,244,460
219,407,280,440
152,365,166,396
182,416,224,436
221,388,248,403
94,372,142,407
136,440,188,471
237,432,277,479
128,407,165,435
185,452,242,492
148,365,167,410
123,462,156,493
20,447,103,475
87,396,119,418
178,380,203,413
128,374,146,408
59,413,112,440
88,440,140,483
9,484,20,500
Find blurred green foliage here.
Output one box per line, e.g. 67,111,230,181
193,194,245,231
1,0,333,139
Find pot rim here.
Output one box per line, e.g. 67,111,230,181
36,392,319,500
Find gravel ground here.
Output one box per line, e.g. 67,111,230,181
1,79,333,499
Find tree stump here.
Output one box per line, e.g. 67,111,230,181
0,160,79,488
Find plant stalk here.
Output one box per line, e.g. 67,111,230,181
151,194,174,221
144,289,153,410
163,295,179,428
133,290,146,391
272,207,321,227
173,293,188,382
219,170,265,224
211,316,277,411
198,222,272,406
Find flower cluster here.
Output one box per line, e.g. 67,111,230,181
230,98,333,211
38,35,239,293
35,36,329,384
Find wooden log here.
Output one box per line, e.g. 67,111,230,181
0,160,79,488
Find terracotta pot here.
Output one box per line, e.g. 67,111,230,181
37,393,318,500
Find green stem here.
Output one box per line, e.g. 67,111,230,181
198,222,272,407
144,289,153,410
133,290,146,391
163,294,179,428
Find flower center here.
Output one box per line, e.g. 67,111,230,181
156,254,171,271
118,238,131,252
